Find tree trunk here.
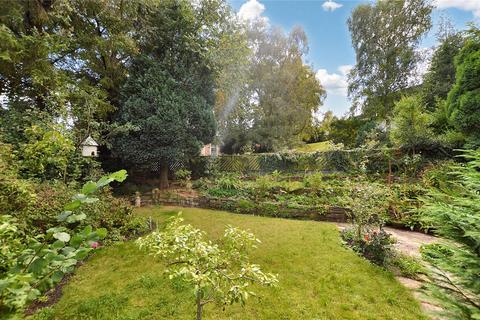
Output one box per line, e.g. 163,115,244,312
159,162,169,189
196,290,203,320
387,159,392,185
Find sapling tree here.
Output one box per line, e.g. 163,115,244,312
340,182,395,266
343,182,389,241
136,215,278,320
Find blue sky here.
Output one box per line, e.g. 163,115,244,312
228,0,480,117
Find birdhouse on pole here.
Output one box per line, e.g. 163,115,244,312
81,135,99,157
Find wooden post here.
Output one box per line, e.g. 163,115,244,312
135,192,141,207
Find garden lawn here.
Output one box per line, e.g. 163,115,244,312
31,207,427,320
295,141,335,152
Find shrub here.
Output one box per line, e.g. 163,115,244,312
420,160,457,189
417,149,480,319
0,142,37,215
303,172,324,189
19,126,75,181
207,188,239,198
216,174,242,190
174,169,192,188
0,174,36,216
236,199,256,213
254,175,276,198
0,171,127,316
257,202,278,217
6,182,140,243
341,228,395,266
118,215,150,239
192,177,211,190
343,182,390,241
0,215,24,274
400,154,424,178
389,253,425,279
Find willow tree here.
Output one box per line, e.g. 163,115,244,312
347,0,432,121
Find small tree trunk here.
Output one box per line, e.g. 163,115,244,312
196,290,203,320
159,162,169,189
387,159,392,185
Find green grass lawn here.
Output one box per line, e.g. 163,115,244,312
31,207,427,320
295,141,336,153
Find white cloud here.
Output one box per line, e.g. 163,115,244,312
238,0,269,23
434,0,480,17
316,65,352,96
322,0,343,12
338,65,352,76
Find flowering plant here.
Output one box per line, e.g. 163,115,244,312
341,228,395,266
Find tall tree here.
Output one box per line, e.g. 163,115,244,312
447,26,480,148
0,0,144,147
0,0,72,143
328,116,365,148
422,21,464,111
347,0,432,121
65,0,143,141
112,0,219,188
222,23,325,153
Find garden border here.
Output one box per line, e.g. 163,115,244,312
132,193,348,222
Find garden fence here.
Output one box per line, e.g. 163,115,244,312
185,149,405,176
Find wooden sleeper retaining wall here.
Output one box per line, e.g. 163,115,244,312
133,194,348,223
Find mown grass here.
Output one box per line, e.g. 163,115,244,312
295,141,336,153
31,206,427,320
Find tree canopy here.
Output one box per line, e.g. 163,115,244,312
112,0,239,187
421,27,464,111
447,26,480,148
221,23,325,153
390,95,432,154
347,0,432,121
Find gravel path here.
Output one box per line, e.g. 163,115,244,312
335,223,444,319
335,223,439,257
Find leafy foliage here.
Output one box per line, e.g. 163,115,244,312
174,169,192,188
421,28,464,111
220,23,325,153
447,27,480,148
137,214,278,319
0,0,140,147
341,228,395,266
112,0,221,186
0,170,127,316
347,0,432,119
389,253,425,279
418,150,480,319
340,181,391,243
390,95,433,154
19,126,75,181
